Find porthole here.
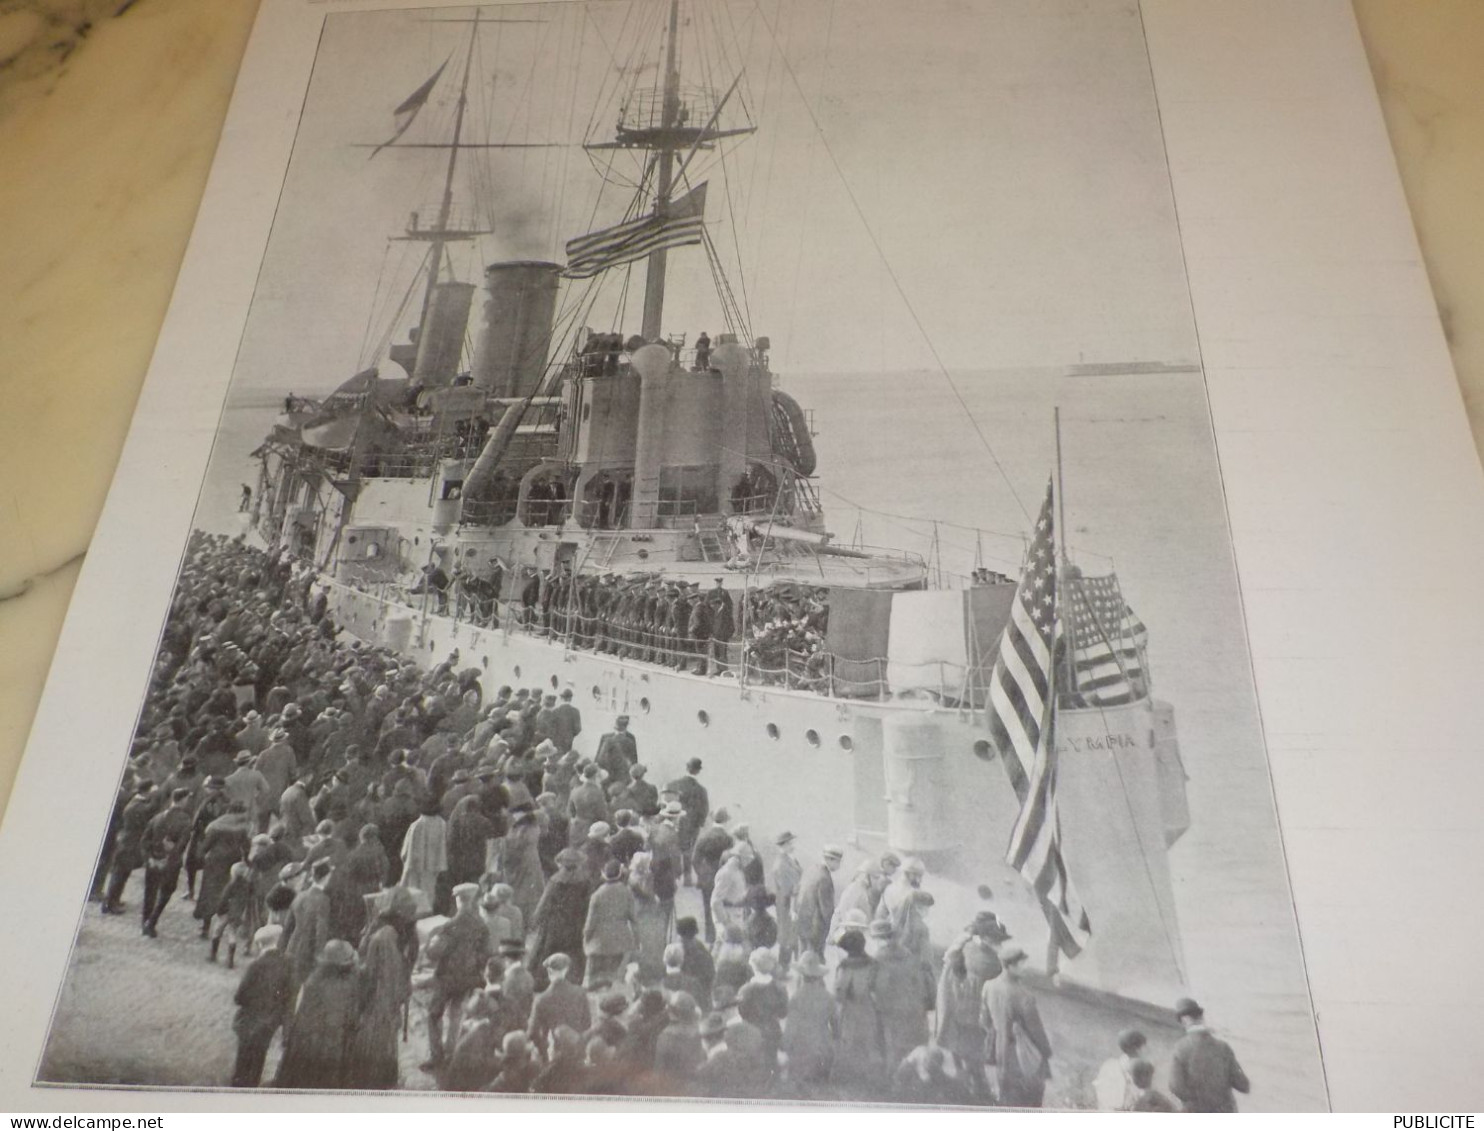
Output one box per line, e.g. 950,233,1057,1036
805,729,820,747
482,656,489,669
550,675,559,689
838,735,853,752
639,697,651,714
697,710,710,727
592,685,602,701
972,739,994,762
513,665,522,679
766,723,780,741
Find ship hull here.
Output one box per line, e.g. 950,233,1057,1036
329,580,1190,1004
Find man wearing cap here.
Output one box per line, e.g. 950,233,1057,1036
876,856,935,969
654,992,705,1083
1168,998,1250,1112
796,844,843,959
499,939,536,1024
528,952,592,1051
981,946,1053,1108
692,810,735,943
737,948,788,1078
770,830,802,970
282,858,335,987
610,763,659,819
138,787,195,937
595,716,638,782
567,763,611,847
101,781,160,916
665,759,709,883
423,882,492,1070
230,924,294,1088
1093,1028,1149,1111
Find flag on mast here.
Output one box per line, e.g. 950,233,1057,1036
1066,571,1149,706
563,183,709,278
985,479,1093,958
370,57,450,159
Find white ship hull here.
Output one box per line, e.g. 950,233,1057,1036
329,580,1192,1005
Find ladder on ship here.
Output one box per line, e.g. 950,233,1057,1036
696,528,727,562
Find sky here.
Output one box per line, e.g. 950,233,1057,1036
231,0,1199,393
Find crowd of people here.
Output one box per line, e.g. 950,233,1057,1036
92,531,1252,1108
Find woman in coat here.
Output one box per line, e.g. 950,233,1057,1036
830,929,885,1099
398,798,447,915
274,938,362,1090
332,824,390,942
446,795,495,888
195,800,252,939
499,810,546,931
528,847,592,989
345,888,418,1090
627,852,669,983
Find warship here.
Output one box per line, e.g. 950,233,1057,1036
250,1,1192,1007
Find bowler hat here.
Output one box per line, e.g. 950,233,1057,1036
1174,997,1204,1021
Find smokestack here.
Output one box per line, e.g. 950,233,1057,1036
412,281,475,387
471,261,562,398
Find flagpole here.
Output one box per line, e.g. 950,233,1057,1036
1053,407,1073,693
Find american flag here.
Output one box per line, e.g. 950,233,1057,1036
564,183,709,279
986,480,1092,959
1066,572,1149,707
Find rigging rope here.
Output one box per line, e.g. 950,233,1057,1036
749,0,1031,525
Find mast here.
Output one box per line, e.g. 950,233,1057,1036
640,0,683,342
417,9,482,333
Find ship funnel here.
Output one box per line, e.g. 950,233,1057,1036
713,342,751,505
412,281,475,387
471,261,561,398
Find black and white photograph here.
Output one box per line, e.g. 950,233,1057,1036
31,0,1328,1110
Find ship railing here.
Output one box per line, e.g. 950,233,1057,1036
326,576,979,706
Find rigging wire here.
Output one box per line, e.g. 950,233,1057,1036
749,0,1031,525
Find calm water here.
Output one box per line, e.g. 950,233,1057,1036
197,367,1328,1109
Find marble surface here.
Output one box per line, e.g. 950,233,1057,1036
0,0,1481,819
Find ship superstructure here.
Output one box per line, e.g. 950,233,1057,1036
251,0,1192,1006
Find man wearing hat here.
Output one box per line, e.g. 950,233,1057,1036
694,1010,755,1099
710,846,750,943
528,953,592,1051
692,810,735,943
1168,998,1250,1112
283,858,334,986
595,715,638,782
796,844,843,959
981,946,1053,1108
707,579,735,675
423,882,492,1070
782,950,834,1087
583,859,637,989
665,758,709,883
254,729,298,816
771,830,803,970
868,919,935,1072
230,924,293,1088
550,688,583,754
225,750,273,834
499,939,536,1023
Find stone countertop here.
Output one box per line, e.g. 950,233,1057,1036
0,0,1481,817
